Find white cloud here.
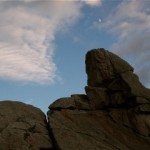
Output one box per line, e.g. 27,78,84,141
95,0,150,86
0,0,102,84
0,1,82,84
81,0,102,6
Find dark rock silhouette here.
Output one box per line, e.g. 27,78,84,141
0,101,53,150
0,48,150,149
48,48,150,150
85,49,150,108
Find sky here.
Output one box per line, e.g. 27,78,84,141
0,0,150,113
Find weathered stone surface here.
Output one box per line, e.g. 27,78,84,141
48,109,150,150
85,49,150,109
86,49,114,87
130,114,150,136
85,48,133,87
0,101,53,150
47,48,150,149
85,86,109,109
134,104,150,113
108,51,134,74
109,108,150,136
121,71,150,99
49,94,90,110
71,94,90,110
128,97,149,106
49,97,76,110
109,92,125,107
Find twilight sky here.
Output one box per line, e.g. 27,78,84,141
0,0,150,113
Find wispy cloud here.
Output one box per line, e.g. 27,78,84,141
94,0,150,86
0,0,102,84
0,1,83,84
81,0,102,6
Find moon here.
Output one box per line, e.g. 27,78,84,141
98,18,101,22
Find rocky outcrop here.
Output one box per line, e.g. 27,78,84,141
48,48,150,150
0,101,53,150
48,109,150,150
1,48,150,150
85,49,150,108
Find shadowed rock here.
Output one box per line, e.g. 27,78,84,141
48,109,150,150
84,49,150,110
0,101,53,150
48,48,150,150
85,48,134,87
49,94,90,110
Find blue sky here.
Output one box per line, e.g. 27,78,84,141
0,0,150,113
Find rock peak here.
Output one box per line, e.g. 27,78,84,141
48,48,150,150
85,48,133,87
85,48,150,109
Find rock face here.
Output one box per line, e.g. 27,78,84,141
0,101,53,150
48,48,150,150
1,48,150,150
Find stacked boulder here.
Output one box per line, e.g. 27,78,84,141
85,49,150,136
48,48,150,150
85,48,150,109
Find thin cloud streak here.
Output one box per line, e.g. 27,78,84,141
0,0,102,84
81,0,102,6
0,1,82,84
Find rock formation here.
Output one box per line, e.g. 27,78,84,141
48,48,150,150
0,48,150,150
0,101,53,150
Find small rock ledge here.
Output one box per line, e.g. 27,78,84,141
0,48,150,150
